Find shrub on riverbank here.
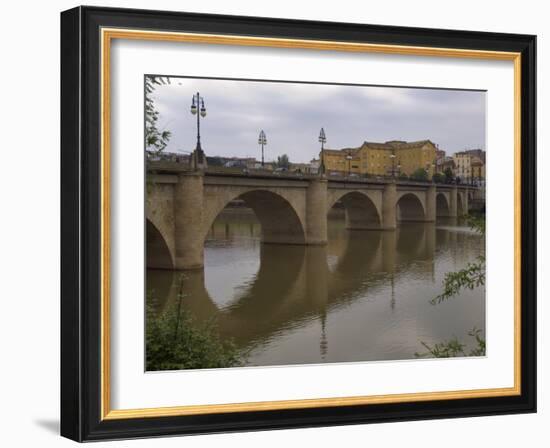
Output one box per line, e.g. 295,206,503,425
416,213,487,358
146,291,245,371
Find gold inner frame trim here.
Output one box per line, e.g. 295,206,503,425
100,27,522,420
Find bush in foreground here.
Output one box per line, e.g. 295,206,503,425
146,294,245,371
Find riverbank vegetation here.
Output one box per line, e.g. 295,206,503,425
146,278,246,371
416,213,486,358
431,215,485,305
415,327,486,358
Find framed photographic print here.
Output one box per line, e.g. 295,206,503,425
60,6,536,442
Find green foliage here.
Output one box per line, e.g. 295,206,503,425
466,214,486,235
418,214,487,357
415,338,466,358
415,328,486,358
432,172,445,184
431,255,485,305
410,167,428,181
431,214,486,304
206,156,224,167
443,167,454,182
145,76,172,156
146,281,245,371
276,154,290,169
398,172,409,180
468,327,487,356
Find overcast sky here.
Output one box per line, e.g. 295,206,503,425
150,76,486,163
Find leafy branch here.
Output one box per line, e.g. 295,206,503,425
417,214,487,358
431,255,485,304
145,76,172,156
431,214,486,304
468,327,486,357
415,328,485,358
466,214,485,235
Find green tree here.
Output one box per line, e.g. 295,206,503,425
145,76,172,156
410,167,428,181
432,172,445,183
206,156,224,167
276,154,290,169
444,167,454,183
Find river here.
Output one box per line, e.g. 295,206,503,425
147,209,485,368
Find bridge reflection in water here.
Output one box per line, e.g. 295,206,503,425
147,211,485,366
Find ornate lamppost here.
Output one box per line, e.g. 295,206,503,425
318,127,326,150
190,92,207,169
318,127,327,175
258,130,267,167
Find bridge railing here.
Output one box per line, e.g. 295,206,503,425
146,161,478,189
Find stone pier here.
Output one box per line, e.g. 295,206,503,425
306,178,328,245
174,171,204,270
381,182,397,230
449,186,458,218
425,184,436,222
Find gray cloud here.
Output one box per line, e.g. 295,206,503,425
151,76,485,163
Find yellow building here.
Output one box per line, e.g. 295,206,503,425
321,140,437,178
453,152,471,181
470,156,485,181
453,150,486,183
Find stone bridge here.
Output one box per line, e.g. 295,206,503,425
146,164,476,270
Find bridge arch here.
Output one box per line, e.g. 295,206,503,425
396,192,425,222
146,219,174,269
205,189,306,245
436,192,450,217
146,182,176,268
328,190,381,230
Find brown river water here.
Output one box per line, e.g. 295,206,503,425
147,210,485,367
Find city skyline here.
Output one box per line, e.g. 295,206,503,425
150,76,486,163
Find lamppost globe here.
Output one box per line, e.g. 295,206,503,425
317,128,327,175
318,127,326,145
258,130,267,145
258,130,267,167
190,92,207,168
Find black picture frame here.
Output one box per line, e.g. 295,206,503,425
61,5,536,442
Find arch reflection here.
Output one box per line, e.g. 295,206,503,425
147,215,442,356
